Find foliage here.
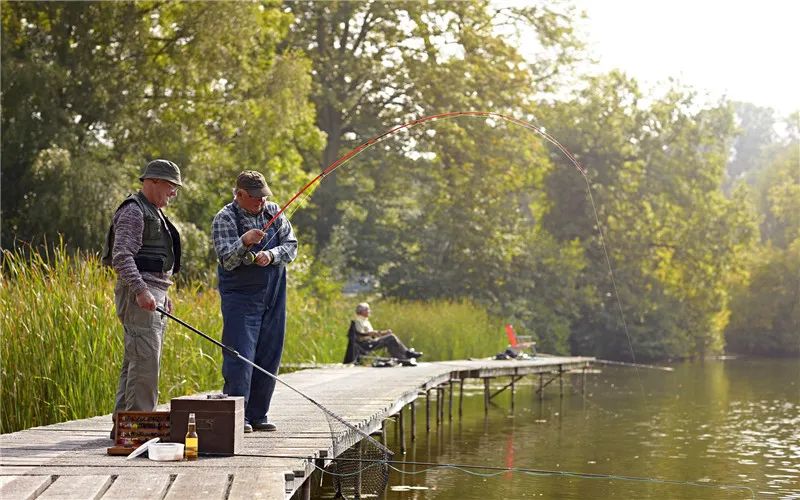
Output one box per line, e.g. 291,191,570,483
282,0,584,250
539,73,758,360
725,140,800,355
725,241,800,356
1,1,322,277
751,143,800,249
724,102,777,191
372,300,507,360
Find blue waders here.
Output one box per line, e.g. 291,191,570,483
218,223,286,423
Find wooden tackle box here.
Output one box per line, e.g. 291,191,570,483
107,411,171,456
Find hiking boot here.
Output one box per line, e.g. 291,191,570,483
251,418,277,432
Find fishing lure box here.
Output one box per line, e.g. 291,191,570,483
169,395,244,456
107,411,171,456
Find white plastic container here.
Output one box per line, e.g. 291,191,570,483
147,443,184,461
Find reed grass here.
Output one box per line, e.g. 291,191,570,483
1,246,505,433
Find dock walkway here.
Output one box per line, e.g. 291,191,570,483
1,356,593,499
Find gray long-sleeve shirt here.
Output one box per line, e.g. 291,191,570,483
111,202,173,295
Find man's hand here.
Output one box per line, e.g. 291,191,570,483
242,229,266,246
254,250,273,267
136,290,157,311
165,296,174,314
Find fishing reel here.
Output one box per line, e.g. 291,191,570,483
243,251,257,265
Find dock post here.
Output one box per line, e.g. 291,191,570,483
438,386,445,425
582,366,587,395
411,402,417,441
484,378,490,415
459,379,464,418
425,389,431,432
559,365,564,398
538,373,544,401
436,386,442,429
511,375,516,411
381,420,387,444
398,406,405,454
317,450,328,488
448,381,454,421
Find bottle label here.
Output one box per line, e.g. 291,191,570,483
185,437,198,453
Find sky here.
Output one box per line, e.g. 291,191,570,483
570,0,799,117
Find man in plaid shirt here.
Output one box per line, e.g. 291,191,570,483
212,171,297,433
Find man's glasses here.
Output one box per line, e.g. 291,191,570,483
157,180,180,195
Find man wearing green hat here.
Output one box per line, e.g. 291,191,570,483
103,159,182,437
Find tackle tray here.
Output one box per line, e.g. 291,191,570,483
107,411,171,456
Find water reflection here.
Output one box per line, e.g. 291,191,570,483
375,358,799,499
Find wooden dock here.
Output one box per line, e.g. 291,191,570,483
0,356,593,499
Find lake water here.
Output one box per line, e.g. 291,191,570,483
372,358,799,499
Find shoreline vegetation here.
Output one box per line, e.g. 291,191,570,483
0,246,506,433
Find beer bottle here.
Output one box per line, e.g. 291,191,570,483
185,412,198,461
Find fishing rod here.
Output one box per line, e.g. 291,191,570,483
259,111,587,234
249,111,639,375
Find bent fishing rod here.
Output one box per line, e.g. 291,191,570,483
258,110,587,235
249,110,640,375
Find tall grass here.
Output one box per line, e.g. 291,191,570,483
374,300,507,360
1,246,505,433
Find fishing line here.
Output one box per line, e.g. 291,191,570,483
197,452,755,498
156,307,391,457
254,111,639,373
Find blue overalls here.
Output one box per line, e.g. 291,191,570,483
218,208,287,422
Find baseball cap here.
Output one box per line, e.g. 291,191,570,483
236,171,272,198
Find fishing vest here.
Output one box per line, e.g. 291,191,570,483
102,192,181,274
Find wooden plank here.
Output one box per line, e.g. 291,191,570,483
37,475,112,500
164,472,229,500
0,475,54,500
102,474,171,500
228,471,285,499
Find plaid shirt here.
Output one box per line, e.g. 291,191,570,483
212,200,297,271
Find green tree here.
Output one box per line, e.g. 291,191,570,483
1,1,322,273
724,102,777,191
541,73,757,360
725,242,800,356
282,0,584,251
726,140,800,355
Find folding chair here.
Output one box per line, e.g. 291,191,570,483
343,321,378,364
505,324,537,356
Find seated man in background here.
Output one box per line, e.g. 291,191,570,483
353,302,422,360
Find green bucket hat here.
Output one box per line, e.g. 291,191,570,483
139,159,182,186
